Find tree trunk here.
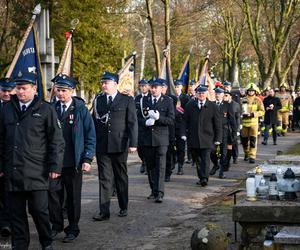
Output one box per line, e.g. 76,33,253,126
140,35,147,80
146,0,160,75
296,59,300,90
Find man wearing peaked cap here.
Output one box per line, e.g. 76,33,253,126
0,77,16,109
137,77,175,202
0,70,65,249
93,71,138,220
135,79,150,174
101,71,119,83
209,88,237,178
48,74,96,243
0,77,16,238
184,85,222,186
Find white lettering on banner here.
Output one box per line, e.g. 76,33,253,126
22,47,35,56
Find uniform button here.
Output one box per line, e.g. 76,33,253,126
108,124,110,126
108,130,111,133
108,111,110,114
16,123,20,126
152,129,154,131
14,146,18,149
14,167,17,170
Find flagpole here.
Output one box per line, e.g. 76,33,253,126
56,18,79,75
49,18,79,101
6,4,41,78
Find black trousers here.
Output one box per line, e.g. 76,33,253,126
190,148,211,180
175,137,186,165
137,145,147,163
9,190,52,250
48,167,82,236
232,139,239,160
0,177,10,229
165,144,175,177
97,152,129,216
144,146,168,197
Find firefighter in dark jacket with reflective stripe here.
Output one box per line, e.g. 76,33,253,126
48,74,96,243
0,72,65,250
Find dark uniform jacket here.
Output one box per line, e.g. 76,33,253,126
184,99,222,149
215,101,237,143
0,95,65,191
231,100,240,131
178,93,189,109
135,93,150,146
263,96,282,125
54,97,96,169
293,96,300,115
93,92,138,153
137,94,175,147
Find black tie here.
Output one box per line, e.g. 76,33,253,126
200,102,203,109
108,96,113,107
61,104,67,117
21,105,27,113
153,98,157,106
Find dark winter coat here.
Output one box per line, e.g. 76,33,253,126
0,95,65,191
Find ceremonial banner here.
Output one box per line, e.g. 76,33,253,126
197,52,215,101
5,4,45,99
8,29,45,99
178,54,190,93
159,45,175,95
118,54,135,96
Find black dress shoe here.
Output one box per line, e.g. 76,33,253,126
244,156,249,161
249,158,255,164
185,159,192,164
219,174,226,179
93,213,110,221
165,175,171,182
43,245,53,250
155,194,163,203
147,193,155,199
118,209,128,217
262,141,267,145
140,164,146,174
63,233,77,243
51,229,62,240
0,226,11,237
209,165,219,175
233,159,238,164
273,141,277,145
200,179,208,187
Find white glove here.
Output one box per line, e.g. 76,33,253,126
240,124,243,130
214,141,221,145
237,132,240,136
145,118,155,126
181,136,187,141
148,110,160,120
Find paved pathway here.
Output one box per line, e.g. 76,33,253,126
4,132,300,249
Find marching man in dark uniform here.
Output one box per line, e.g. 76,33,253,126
137,78,175,202
93,72,138,221
135,79,150,174
48,74,96,243
185,85,222,186
210,89,237,178
0,77,16,237
0,72,65,250
262,88,282,145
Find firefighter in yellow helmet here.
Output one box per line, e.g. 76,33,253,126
240,83,265,164
276,83,293,136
